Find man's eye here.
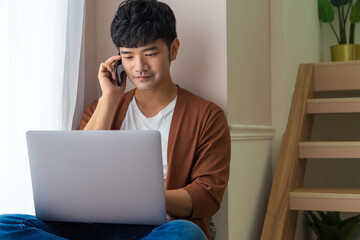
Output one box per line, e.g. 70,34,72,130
123,56,133,59
146,53,158,57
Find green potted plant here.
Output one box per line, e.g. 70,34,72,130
305,211,360,240
318,0,360,61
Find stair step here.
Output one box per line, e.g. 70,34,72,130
307,97,360,113
299,142,360,158
314,62,360,91
290,188,360,212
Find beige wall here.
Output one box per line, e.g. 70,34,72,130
85,0,122,108
270,0,321,239
163,0,227,112
225,0,273,239
85,0,231,237
84,0,227,112
85,0,271,123
271,0,321,173
227,0,271,125
84,0,97,108
227,129,273,240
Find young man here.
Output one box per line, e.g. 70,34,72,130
0,1,230,239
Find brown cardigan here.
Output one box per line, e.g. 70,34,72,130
78,86,231,239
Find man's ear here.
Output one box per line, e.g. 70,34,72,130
170,38,180,61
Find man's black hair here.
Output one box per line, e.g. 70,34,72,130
111,0,177,50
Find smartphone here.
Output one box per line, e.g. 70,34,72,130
114,59,125,86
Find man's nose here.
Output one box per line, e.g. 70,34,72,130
134,56,148,73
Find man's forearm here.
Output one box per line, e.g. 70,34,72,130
83,96,120,130
165,189,193,217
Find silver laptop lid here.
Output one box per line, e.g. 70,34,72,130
26,130,166,225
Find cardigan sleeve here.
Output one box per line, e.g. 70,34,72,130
183,108,231,219
77,100,98,130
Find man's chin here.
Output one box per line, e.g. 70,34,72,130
134,82,159,91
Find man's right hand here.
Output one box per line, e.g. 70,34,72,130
83,56,127,130
98,55,127,100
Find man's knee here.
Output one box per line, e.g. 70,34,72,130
145,220,207,240
0,214,32,224
0,214,40,230
165,220,202,231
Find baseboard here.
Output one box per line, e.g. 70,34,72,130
229,124,275,141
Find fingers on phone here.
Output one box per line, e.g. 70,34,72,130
112,70,116,82
99,56,122,85
105,55,121,65
105,64,113,74
105,63,113,73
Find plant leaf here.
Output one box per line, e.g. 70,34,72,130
331,0,351,6
317,211,341,227
339,216,360,240
350,0,360,23
318,211,327,220
305,212,324,238
339,215,360,228
305,212,320,230
325,212,341,227
312,213,340,240
319,0,335,22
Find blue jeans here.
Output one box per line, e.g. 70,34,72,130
0,214,207,240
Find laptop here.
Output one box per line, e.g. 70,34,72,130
26,130,166,226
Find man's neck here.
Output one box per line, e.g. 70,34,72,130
134,81,178,118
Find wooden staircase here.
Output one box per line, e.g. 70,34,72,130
260,61,360,240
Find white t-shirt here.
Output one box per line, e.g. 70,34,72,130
120,96,177,182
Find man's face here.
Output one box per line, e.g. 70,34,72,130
119,39,174,91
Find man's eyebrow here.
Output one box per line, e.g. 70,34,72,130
142,46,158,52
120,50,132,55
120,46,159,55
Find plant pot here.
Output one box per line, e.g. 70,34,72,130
330,44,360,61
